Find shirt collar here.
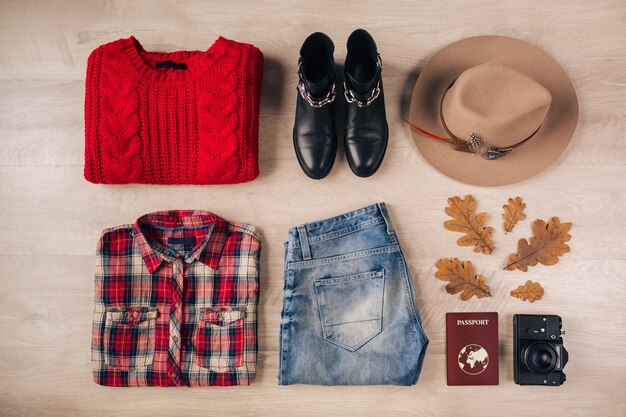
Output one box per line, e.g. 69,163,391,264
132,210,229,274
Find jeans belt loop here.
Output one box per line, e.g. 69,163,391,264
378,202,395,235
297,225,312,260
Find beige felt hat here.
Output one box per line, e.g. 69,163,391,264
408,36,578,186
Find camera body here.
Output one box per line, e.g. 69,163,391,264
513,314,568,386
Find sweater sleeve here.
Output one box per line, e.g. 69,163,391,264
84,46,103,183
240,43,264,182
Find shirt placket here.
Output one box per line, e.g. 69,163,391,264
167,257,185,386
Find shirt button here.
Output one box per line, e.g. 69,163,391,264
170,372,176,379
172,336,179,343
174,302,181,308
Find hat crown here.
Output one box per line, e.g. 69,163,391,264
441,63,552,147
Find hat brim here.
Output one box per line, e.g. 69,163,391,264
408,36,578,186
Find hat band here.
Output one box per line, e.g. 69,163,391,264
405,80,542,160
439,80,541,159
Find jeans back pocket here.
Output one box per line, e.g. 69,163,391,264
104,307,158,371
195,307,246,372
314,269,385,352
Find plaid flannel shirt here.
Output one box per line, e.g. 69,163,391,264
91,210,260,387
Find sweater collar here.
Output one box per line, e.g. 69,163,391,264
120,36,227,85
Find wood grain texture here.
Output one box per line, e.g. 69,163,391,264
0,0,625,416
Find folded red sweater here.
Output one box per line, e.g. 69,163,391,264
84,36,263,184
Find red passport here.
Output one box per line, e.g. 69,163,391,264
446,312,499,385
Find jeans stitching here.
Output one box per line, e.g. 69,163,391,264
278,243,290,385
300,204,382,230
321,325,382,352
313,270,384,286
397,251,427,340
308,219,385,243
288,218,385,250
288,245,400,269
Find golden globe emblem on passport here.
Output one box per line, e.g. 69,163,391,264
458,344,489,375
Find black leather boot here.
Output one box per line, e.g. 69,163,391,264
293,32,337,180
343,29,388,177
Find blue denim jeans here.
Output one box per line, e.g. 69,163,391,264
279,203,428,385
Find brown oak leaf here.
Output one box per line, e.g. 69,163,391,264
444,195,495,255
435,258,491,300
510,280,544,302
504,217,572,271
502,197,526,233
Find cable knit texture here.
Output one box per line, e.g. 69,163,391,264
84,36,263,184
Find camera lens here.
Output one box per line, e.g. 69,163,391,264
523,343,558,374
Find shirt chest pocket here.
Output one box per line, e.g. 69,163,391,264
195,307,246,372
104,307,158,371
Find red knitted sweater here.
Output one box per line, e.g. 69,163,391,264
84,36,263,184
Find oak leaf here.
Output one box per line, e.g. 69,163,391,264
504,217,572,272
435,258,491,300
502,197,526,233
444,195,495,255
510,280,544,302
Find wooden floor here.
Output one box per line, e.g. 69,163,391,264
1,1,625,416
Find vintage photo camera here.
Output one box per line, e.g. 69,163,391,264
514,314,568,386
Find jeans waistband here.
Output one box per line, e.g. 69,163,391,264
287,202,395,259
